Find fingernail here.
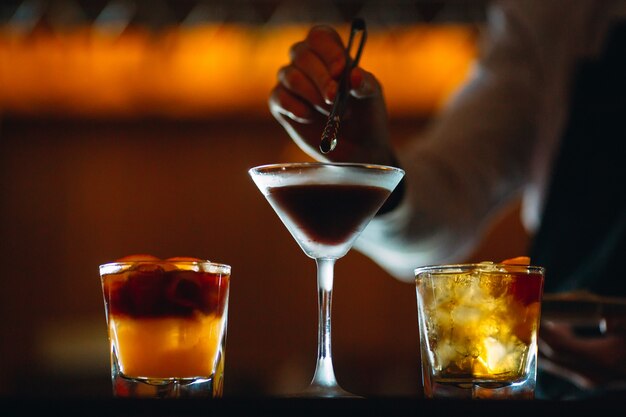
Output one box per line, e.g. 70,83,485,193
351,69,364,90
330,60,344,79
325,81,337,103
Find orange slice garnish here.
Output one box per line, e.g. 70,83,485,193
166,256,204,262
116,254,161,262
501,256,530,265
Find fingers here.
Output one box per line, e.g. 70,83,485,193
539,321,626,371
538,321,626,388
350,67,382,99
283,26,346,106
276,26,382,113
268,87,331,161
304,26,384,102
269,84,314,123
277,64,329,114
305,26,347,79
289,41,335,105
269,23,387,162
537,355,597,390
272,26,343,120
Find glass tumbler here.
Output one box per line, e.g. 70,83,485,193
99,258,231,398
415,262,544,399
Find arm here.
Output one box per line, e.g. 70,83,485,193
269,2,544,282
355,2,542,281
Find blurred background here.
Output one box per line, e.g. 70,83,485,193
0,0,529,398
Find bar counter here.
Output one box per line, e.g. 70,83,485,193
3,395,625,417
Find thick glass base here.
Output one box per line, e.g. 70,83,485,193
422,351,537,399
109,346,224,398
424,379,535,399
285,383,363,399
112,374,221,398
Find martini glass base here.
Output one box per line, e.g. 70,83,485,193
287,356,363,398
288,385,363,399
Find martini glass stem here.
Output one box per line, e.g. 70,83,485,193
310,257,341,392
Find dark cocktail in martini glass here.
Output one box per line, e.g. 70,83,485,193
249,162,405,397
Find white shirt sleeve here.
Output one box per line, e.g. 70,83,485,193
354,1,543,282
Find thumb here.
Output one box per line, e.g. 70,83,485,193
350,67,382,99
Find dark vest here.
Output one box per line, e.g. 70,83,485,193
530,21,626,400
529,21,626,297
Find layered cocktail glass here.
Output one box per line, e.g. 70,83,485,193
249,162,405,397
99,258,231,398
415,262,544,399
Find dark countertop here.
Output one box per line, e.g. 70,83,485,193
2,396,625,417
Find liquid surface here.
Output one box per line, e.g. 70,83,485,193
265,183,390,256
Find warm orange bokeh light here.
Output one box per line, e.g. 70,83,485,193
0,23,478,118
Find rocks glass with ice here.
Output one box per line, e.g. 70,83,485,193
415,262,544,399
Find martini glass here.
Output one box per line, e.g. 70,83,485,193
249,162,405,397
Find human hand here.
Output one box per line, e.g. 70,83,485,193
269,25,396,165
538,318,626,391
